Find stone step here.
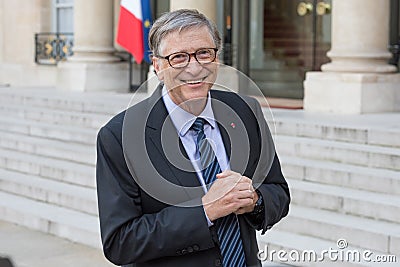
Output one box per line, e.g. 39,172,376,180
287,179,400,223
0,191,101,248
0,168,97,215
0,131,96,166
275,135,400,171
0,220,114,267
257,229,398,266
0,148,95,188
0,103,111,129
273,205,400,256
0,116,97,145
267,109,400,148
280,155,400,195
0,87,138,115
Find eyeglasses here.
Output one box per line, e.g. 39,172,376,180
157,48,218,69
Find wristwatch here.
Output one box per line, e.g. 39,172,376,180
250,189,264,215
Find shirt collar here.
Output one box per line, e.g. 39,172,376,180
162,86,216,137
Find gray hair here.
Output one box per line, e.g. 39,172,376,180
149,9,222,56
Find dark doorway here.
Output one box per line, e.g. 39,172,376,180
231,0,332,99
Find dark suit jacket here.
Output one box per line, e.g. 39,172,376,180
96,87,290,267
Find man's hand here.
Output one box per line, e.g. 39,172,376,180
218,171,259,215
201,170,257,221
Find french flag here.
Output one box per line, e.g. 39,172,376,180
117,0,152,63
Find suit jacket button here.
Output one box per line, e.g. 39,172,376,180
215,259,222,266
267,225,272,230
193,244,200,251
182,249,188,255
188,246,194,253
176,250,182,255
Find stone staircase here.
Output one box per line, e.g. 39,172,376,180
0,87,133,249
258,109,400,266
0,87,399,266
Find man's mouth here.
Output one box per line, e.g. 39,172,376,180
181,76,207,85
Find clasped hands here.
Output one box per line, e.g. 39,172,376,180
202,170,258,221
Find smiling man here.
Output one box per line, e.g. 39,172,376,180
96,9,290,267
152,25,218,116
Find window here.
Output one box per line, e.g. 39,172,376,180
52,0,74,33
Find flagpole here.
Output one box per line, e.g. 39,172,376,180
129,54,132,91
129,54,141,92
140,62,149,86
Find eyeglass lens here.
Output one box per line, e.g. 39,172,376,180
168,48,216,68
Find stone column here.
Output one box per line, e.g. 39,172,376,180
72,0,118,62
170,0,216,23
0,0,3,63
57,0,129,92
304,0,400,114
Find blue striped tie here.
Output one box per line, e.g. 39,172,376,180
191,118,246,267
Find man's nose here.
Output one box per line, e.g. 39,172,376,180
184,56,203,74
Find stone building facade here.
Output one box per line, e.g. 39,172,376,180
0,0,399,113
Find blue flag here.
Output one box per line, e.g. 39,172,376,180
141,0,152,63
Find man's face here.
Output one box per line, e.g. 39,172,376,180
153,26,218,111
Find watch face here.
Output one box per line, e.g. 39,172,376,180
254,192,263,213
256,191,263,206
249,190,263,215
252,205,262,215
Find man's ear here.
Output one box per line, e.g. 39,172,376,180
152,57,164,81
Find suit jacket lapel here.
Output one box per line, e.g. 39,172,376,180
211,91,250,175
145,86,204,199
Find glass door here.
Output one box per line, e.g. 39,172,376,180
248,0,332,99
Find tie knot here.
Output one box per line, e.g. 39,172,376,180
191,118,206,133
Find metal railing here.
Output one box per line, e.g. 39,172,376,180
389,41,400,70
35,33,73,65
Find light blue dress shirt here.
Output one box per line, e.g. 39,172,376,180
162,87,230,225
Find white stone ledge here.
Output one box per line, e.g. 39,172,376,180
304,72,400,114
